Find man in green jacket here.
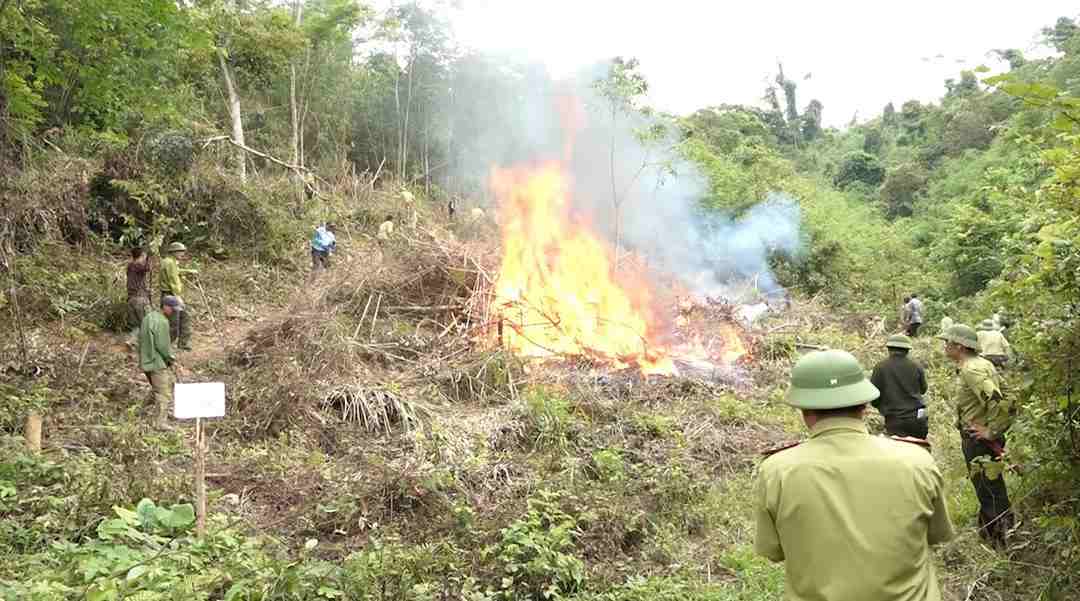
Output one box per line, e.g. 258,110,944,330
755,350,954,601
939,323,1014,548
139,296,181,428
160,242,193,350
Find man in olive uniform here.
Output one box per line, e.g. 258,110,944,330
755,350,954,601
939,324,1014,547
126,247,152,338
139,296,180,428
160,242,193,350
977,319,1012,370
870,334,929,438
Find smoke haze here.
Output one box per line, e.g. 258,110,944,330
452,57,802,300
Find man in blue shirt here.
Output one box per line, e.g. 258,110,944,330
310,222,337,272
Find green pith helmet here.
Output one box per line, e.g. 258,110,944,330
937,324,980,352
885,334,913,350
978,319,995,331
165,242,187,253
786,350,880,410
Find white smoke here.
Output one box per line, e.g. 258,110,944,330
449,57,803,300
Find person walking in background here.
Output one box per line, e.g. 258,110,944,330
139,296,181,429
755,350,954,601
899,296,911,333
939,324,1014,548
905,294,925,337
992,307,1011,332
870,334,930,439
310,222,337,272
126,247,152,341
977,319,1013,370
160,242,193,350
378,215,395,241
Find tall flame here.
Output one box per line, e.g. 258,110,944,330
491,162,676,375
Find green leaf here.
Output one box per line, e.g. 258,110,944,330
126,564,149,582
160,503,196,531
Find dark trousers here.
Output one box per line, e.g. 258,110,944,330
160,292,191,348
906,322,922,337
885,414,929,439
311,249,330,271
961,433,1013,544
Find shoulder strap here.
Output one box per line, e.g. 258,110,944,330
761,440,802,457
889,435,931,450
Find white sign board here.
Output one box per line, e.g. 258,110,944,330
174,382,226,419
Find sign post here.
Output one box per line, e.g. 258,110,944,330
174,382,226,537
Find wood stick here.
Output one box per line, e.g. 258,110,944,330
25,412,42,453
195,417,207,537
369,294,382,339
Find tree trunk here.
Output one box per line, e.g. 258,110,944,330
289,0,304,203
218,48,246,183
24,411,41,453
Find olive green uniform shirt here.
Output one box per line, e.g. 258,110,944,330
160,256,183,296
138,311,176,373
755,418,954,601
976,330,1011,358
953,356,1010,438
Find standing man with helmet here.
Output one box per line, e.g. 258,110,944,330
870,334,930,439
755,350,954,600
977,319,1012,370
160,242,193,350
939,323,1014,548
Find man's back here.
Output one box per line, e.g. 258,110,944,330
907,298,924,324
756,418,953,601
870,355,927,416
977,330,1010,357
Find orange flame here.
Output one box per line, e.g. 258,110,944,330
491,162,676,375
490,93,747,376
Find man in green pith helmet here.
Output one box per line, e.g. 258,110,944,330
870,334,929,439
939,323,1014,548
159,242,194,350
755,349,954,601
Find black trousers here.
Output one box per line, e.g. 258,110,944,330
906,322,922,337
961,433,1013,543
885,414,929,439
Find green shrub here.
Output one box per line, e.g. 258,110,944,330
488,490,585,600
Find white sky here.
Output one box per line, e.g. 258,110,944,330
450,1,1077,126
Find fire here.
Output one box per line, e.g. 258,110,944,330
492,162,676,375
489,92,748,376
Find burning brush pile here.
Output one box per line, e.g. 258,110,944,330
489,162,756,388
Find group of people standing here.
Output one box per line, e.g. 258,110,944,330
756,311,1017,600
125,242,195,428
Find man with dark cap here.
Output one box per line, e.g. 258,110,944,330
126,247,152,340
139,296,181,428
755,350,954,601
870,334,929,439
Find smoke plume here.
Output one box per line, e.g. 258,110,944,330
450,57,802,300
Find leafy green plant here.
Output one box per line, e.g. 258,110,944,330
488,491,585,600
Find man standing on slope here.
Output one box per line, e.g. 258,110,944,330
870,334,930,439
977,319,1013,370
140,296,181,429
310,222,337,272
755,350,954,601
126,247,152,341
905,293,925,337
940,324,1014,548
160,242,193,350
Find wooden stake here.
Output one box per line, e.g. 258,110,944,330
195,417,207,537
24,412,42,453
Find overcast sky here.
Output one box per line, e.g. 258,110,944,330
450,1,1077,127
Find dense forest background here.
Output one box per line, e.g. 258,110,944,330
2,1,1080,599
